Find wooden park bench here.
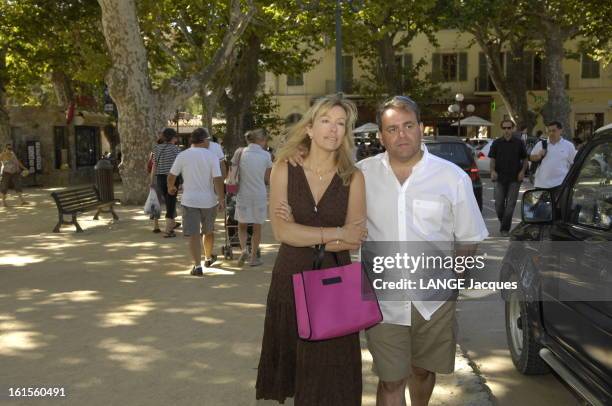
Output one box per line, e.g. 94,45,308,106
51,186,119,233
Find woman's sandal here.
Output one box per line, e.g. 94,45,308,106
163,231,176,238
152,228,161,233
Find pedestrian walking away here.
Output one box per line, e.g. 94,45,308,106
256,94,368,405
148,134,165,233
0,143,29,207
530,121,577,190
151,128,182,237
231,128,272,267
167,127,225,276
358,95,488,406
489,119,528,236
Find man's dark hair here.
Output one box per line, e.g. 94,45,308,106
376,95,421,130
546,121,563,129
190,127,210,144
162,128,177,142
520,125,528,131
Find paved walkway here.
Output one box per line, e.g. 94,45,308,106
1,185,492,405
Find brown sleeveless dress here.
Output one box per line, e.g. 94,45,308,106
256,165,362,405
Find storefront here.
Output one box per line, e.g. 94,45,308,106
8,106,116,186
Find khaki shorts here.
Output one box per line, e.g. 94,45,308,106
365,300,457,382
182,205,217,236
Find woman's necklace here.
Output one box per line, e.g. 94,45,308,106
304,165,336,213
304,165,336,181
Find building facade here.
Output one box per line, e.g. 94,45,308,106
264,30,612,139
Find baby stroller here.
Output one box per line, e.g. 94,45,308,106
221,191,262,260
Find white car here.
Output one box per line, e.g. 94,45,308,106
475,140,493,175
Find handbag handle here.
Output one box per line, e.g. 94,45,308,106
312,244,339,270
233,147,244,178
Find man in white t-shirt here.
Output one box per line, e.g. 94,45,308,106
168,128,225,276
207,137,227,178
530,121,577,189
358,96,488,406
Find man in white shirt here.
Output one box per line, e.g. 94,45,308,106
530,121,577,189
168,128,225,276
358,96,488,406
207,136,227,178
202,134,227,259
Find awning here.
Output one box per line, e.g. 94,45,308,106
451,115,493,127
353,122,379,134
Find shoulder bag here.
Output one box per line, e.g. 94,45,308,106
226,147,244,194
292,244,382,341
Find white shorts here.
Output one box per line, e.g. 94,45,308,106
235,201,267,224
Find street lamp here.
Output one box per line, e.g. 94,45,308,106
298,0,362,94
448,93,475,138
334,0,363,93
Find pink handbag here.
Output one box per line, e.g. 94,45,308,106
292,245,382,341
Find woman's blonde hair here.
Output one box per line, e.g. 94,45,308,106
276,94,358,185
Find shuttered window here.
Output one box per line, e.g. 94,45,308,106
581,54,600,79
432,52,467,82
287,73,304,86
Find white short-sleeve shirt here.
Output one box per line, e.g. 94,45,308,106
531,138,576,188
208,141,225,160
357,145,488,326
169,147,222,209
234,143,272,205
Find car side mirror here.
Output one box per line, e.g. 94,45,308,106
522,189,554,223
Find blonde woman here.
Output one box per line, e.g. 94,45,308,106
256,95,367,405
0,144,28,206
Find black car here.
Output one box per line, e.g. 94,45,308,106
422,136,483,210
500,125,612,405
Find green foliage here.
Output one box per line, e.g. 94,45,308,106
343,0,439,55
137,0,231,87
250,91,284,140
257,0,327,76
338,0,444,106
0,0,108,105
354,57,447,115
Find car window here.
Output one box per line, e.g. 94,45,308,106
569,141,612,230
426,143,472,166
